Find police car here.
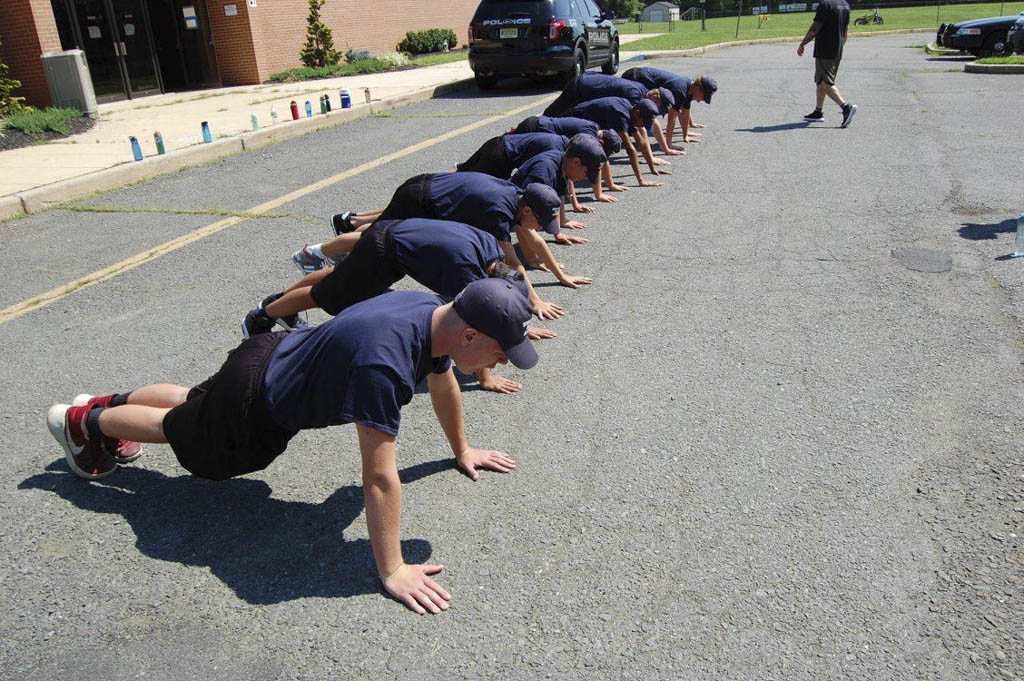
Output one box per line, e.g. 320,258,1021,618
468,0,620,90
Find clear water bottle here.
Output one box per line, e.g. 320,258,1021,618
1014,212,1024,258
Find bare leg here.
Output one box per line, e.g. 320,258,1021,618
350,208,385,229
320,232,362,260
282,267,332,294
265,287,317,320
820,82,846,107
95,383,190,443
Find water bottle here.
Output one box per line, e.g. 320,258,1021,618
305,100,313,118
324,94,332,112
364,87,371,103
201,121,212,143
290,100,299,120
270,106,278,125
319,95,327,115
250,111,259,130
340,88,351,108
153,131,166,155
1014,212,1024,258
129,136,143,161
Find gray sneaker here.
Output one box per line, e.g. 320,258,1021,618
840,103,857,129
292,244,328,275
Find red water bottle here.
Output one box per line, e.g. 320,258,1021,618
290,100,299,120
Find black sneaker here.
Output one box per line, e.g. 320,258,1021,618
840,103,857,128
804,109,823,121
257,294,307,332
242,307,276,338
330,211,355,237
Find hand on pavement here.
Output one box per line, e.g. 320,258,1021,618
574,204,596,214
559,275,593,289
596,194,618,203
562,220,586,230
527,326,557,340
478,373,522,394
638,179,663,187
382,563,451,615
533,299,565,319
607,184,629,192
555,234,589,246
457,447,517,481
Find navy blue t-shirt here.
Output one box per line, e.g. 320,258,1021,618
510,149,567,198
624,67,692,110
390,218,505,298
501,133,569,169
527,116,599,138
427,172,520,242
563,97,635,133
264,291,451,435
577,72,647,104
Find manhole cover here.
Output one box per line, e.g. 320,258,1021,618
891,248,952,273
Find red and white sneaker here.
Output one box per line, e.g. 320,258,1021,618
72,394,143,464
46,403,117,480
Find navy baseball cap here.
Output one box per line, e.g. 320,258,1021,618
453,278,537,370
599,129,621,156
634,99,658,128
520,182,561,235
566,134,607,185
655,87,675,116
699,76,717,103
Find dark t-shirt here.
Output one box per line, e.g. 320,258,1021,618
563,97,635,133
577,72,647,104
264,291,452,435
523,115,599,138
501,133,570,169
390,218,505,298
813,0,850,59
427,172,520,242
624,67,692,110
510,149,567,198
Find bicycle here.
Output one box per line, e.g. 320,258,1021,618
854,8,884,25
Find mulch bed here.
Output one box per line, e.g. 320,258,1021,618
0,116,95,153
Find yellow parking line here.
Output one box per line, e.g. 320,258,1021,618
0,94,555,326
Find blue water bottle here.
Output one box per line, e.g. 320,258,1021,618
340,88,351,108
129,136,143,161
201,121,212,143
305,100,313,118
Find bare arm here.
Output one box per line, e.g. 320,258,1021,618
358,424,450,615
498,239,563,319
515,226,591,289
650,118,684,156
600,161,627,195
797,20,822,55
429,369,519,472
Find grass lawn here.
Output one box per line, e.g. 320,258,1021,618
619,1,1024,50
409,49,469,67
976,54,1024,62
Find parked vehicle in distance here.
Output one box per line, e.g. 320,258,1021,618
938,13,1022,57
468,0,620,90
1008,14,1024,54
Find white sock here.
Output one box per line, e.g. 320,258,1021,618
307,243,325,260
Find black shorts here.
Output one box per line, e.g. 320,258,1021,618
379,174,434,221
514,116,541,135
309,220,404,315
163,333,297,481
455,136,511,178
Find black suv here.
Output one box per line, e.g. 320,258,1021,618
468,0,619,90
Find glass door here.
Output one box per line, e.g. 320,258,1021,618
73,0,126,100
110,0,162,96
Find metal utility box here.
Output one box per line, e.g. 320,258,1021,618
40,50,98,118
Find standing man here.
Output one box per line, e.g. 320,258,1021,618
47,278,538,614
797,0,857,127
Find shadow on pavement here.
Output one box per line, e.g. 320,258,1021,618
957,218,1017,240
19,458,453,605
735,121,816,133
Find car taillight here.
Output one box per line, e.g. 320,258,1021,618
468,24,475,44
549,19,565,40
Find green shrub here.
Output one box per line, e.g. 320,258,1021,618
3,107,83,135
397,28,458,55
345,48,371,63
0,33,26,117
267,58,394,83
375,52,410,68
300,0,341,68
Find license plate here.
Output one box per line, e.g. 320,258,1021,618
499,27,518,39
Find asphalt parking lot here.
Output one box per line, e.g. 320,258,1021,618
1,34,1021,680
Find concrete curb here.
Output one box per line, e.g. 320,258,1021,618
964,62,1024,73
0,77,476,222
626,27,935,60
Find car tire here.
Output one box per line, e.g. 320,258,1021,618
475,73,497,91
602,41,620,74
562,48,585,85
981,32,1012,57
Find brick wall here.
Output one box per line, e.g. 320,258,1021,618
245,0,480,82
0,0,62,107
205,0,261,86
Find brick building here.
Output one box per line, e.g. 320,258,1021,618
0,0,480,107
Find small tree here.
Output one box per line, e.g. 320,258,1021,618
299,0,341,68
602,0,640,20
0,33,26,117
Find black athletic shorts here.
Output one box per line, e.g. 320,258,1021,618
309,220,404,315
455,136,511,178
163,333,297,481
513,116,541,135
378,173,434,221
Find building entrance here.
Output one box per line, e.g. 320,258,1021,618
50,0,221,102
